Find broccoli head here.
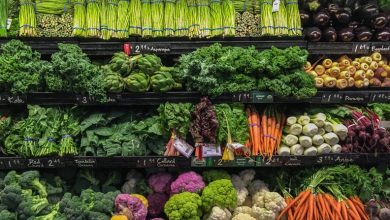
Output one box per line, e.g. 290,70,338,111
58,192,88,220
29,203,59,220
0,209,17,220
202,170,231,183
0,184,23,211
201,179,237,213
18,195,50,220
3,171,20,185
86,211,110,220
20,171,48,197
164,192,202,220
91,191,119,215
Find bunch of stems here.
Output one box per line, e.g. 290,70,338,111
19,0,37,37
128,0,141,36
164,0,176,36
198,0,210,37
174,0,188,36
210,0,223,37
272,0,288,36
188,0,199,38
286,0,302,36
141,0,153,36
232,0,254,13
116,0,129,38
259,0,274,36
151,0,164,37
86,0,101,37
221,0,235,36
36,0,72,14
100,0,109,39
107,0,118,38
73,0,87,36
0,0,7,37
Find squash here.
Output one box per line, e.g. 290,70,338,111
130,194,148,207
111,215,128,220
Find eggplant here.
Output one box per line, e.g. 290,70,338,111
353,3,379,22
376,27,390,41
371,13,388,29
334,8,352,24
323,27,337,41
327,3,341,15
338,27,355,41
355,26,373,41
348,21,360,29
313,10,331,27
300,10,311,26
305,27,322,41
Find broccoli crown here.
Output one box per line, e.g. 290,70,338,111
20,171,48,197
18,195,50,219
0,209,17,220
164,192,202,220
202,170,231,183
201,179,237,213
4,171,20,185
58,193,88,220
90,191,117,214
30,203,59,220
0,184,23,211
86,211,110,220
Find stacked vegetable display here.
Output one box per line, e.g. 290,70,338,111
300,0,390,42
307,52,390,89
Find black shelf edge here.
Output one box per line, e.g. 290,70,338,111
0,154,388,170
308,42,390,55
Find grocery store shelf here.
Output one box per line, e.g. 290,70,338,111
308,41,390,55
0,90,388,106
0,154,388,170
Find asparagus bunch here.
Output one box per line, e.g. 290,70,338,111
174,0,188,36
100,0,109,39
116,0,129,38
141,0,152,36
188,0,199,37
164,0,176,36
0,0,7,37
86,0,101,37
259,0,273,36
128,0,141,36
100,0,117,39
210,0,223,36
286,0,302,36
19,0,37,36
272,0,288,36
198,0,210,37
221,0,235,36
36,0,72,14
73,0,87,36
151,0,164,37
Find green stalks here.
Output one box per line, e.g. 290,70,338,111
221,0,235,37
174,0,188,37
151,0,164,37
100,0,118,40
259,0,273,36
164,0,176,36
73,0,87,37
141,0,152,37
36,0,72,15
188,0,199,38
198,0,210,37
116,0,129,38
128,0,141,36
100,0,109,39
19,0,37,37
210,0,223,37
272,0,288,36
86,0,101,37
286,0,302,36
0,0,7,37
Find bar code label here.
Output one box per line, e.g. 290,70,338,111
272,0,280,12
173,138,194,158
199,144,222,157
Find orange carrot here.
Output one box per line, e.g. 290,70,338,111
347,199,362,220
277,189,311,220
307,193,315,220
341,202,348,220
253,108,261,156
246,107,255,155
261,109,267,156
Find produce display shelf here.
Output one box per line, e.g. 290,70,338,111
0,90,389,106
308,41,390,55
0,154,388,170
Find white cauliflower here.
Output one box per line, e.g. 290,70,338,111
232,174,246,189
236,187,249,206
234,206,253,216
239,169,256,186
263,192,287,214
252,191,266,208
248,180,269,196
122,170,144,193
251,206,276,220
204,206,232,220
252,191,286,220
232,213,256,220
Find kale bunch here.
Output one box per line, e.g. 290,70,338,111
46,44,106,102
0,40,47,93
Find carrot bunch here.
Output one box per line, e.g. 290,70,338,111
246,106,285,158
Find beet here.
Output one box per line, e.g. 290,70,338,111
305,27,322,41
300,10,311,26
371,13,388,29
375,27,390,41
313,10,331,27
323,27,337,41
355,26,373,41
338,27,355,41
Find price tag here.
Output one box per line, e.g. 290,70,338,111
74,158,96,168
3,158,24,169
235,158,255,167
45,158,63,168
370,92,390,103
316,155,334,164
212,158,232,167
371,42,390,54
380,121,390,128
343,93,369,103
352,43,371,54
197,143,222,157
6,18,12,30
232,92,251,102
264,157,283,166
191,158,206,167
333,154,359,163
156,157,177,168
106,94,121,103
228,143,244,150
126,43,171,54
321,93,344,103
136,157,156,168
252,91,273,103
7,95,26,104
27,158,44,168
173,138,194,158
272,0,280,12
76,95,95,105
284,156,302,166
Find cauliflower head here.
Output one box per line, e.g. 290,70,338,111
248,180,269,195
251,206,276,220
236,187,249,206
233,206,253,216
263,192,286,214
204,206,232,220
232,213,256,220
201,179,237,213
171,171,205,194
239,169,256,186
148,172,173,193
164,192,202,220
232,175,245,189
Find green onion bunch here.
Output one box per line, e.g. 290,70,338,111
174,0,188,36
151,0,164,37
164,0,175,36
221,0,235,36
286,0,302,36
116,0,129,38
210,0,223,37
259,0,273,36
198,0,210,37
73,0,86,36
188,0,199,38
0,0,7,37
19,0,37,36
141,0,152,36
128,0,141,36
36,0,72,15
272,0,288,36
86,0,101,37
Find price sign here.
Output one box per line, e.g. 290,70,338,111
284,156,302,166
156,157,177,168
371,42,390,54
321,93,344,103
352,43,371,54
45,158,63,168
7,95,26,104
106,94,121,103
27,158,44,168
212,158,232,167
232,92,251,102
136,157,156,168
235,157,256,167
252,91,273,103
333,154,359,163
272,0,280,12
380,121,390,128
76,95,95,105
370,92,390,103
263,157,283,166
343,93,369,103
74,158,96,168
316,155,334,164
191,158,206,167
124,43,171,55
3,158,24,169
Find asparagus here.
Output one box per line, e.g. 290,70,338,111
141,0,152,37
259,0,273,36
210,0,223,37
164,0,176,36
19,0,37,37
286,0,302,36
174,0,188,36
73,0,87,37
86,0,101,37
128,0,141,36
151,0,164,37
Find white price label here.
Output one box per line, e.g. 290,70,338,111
173,138,194,158
6,18,12,30
228,143,244,150
272,0,280,12
200,144,222,157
